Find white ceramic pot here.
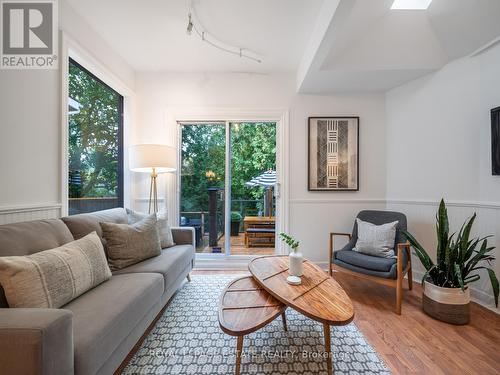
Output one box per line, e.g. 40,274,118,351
289,249,304,277
423,281,470,325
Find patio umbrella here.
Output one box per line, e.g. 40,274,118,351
245,170,276,217
245,170,276,187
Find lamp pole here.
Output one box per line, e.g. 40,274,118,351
149,167,158,213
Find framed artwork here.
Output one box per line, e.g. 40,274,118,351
308,117,359,191
492,106,500,175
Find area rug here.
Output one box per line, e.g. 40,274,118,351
123,275,391,375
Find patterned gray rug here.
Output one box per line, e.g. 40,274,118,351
123,275,390,375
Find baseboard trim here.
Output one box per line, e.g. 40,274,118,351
194,256,255,270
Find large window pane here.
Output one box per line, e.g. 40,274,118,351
180,123,226,253
230,122,276,255
68,59,123,215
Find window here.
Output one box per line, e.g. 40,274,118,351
67,58,124,215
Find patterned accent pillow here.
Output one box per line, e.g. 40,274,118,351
353,218,399,258
0,232,111,308
101,214,161,271
126,209,175,248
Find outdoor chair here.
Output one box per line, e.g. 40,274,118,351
329,210,412,314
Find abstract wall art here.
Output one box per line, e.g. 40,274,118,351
308,117,359,191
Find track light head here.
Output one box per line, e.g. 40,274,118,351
186,13,193,35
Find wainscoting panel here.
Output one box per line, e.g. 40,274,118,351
0,204,62,225
387,199,500,313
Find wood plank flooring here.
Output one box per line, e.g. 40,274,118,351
193,269,500,375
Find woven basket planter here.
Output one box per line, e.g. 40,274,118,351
423,281,470,325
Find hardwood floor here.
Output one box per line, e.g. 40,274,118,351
193,269,500,375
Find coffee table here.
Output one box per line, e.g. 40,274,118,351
249,255,354,375
218,276,287,375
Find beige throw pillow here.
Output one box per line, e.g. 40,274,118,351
0,232,111,308
101,214,161,270
126,208,175,248
353,218,399,258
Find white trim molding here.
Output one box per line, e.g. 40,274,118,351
387,199,500,210
0,203,62,225
290,198,386,205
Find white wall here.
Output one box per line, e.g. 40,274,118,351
133,72,387,263
386,42,500,311
0,0,135,218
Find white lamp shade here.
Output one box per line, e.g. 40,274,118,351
129,144,176,173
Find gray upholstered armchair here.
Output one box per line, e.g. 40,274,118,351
329,210,412,314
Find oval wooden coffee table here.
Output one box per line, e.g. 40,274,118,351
249,255,354,375
218,276,287,375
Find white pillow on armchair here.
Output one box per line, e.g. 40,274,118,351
353,218,398,258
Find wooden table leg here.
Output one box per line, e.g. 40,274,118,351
281,311,288,331
235,335,243,375
323,323,333,375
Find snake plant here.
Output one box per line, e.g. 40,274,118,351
402,199,499,307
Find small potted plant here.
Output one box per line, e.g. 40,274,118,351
279,232,303,280
230,211,242,237
403,199,498,324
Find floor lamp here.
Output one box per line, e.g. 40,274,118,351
129,144,176,213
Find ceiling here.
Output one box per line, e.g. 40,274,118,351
297,0,500,93
65,0,500,93
65,0,323,73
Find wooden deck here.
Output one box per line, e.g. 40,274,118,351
198,233,275,255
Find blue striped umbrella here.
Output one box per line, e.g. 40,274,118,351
245,170,276,187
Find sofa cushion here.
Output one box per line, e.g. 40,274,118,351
127,209,175,248
335,249,397,272
63,273,164,375
101,215,161,271
333,258,398,279
0,219,74,257
0,232,111,308
113,245,193,289
61,208,128,249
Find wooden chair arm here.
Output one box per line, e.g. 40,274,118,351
397,242,411,258
329,232,352,268
330,232,352,240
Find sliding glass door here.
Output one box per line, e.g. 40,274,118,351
179,121,276,256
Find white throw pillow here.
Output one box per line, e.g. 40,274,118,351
126,209,175,248
353,218,398,258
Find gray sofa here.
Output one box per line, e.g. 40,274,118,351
0,208,195,375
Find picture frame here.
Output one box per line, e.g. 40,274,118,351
308,116,359,191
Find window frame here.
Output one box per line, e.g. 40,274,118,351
67,57,124,212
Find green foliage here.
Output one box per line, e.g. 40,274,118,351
403,199,498,306
68,62,120,198
181,124,225,213
279,232,299,252
230,211,242,222
180,123,276,215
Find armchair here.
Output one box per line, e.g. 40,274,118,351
329,210,412,314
